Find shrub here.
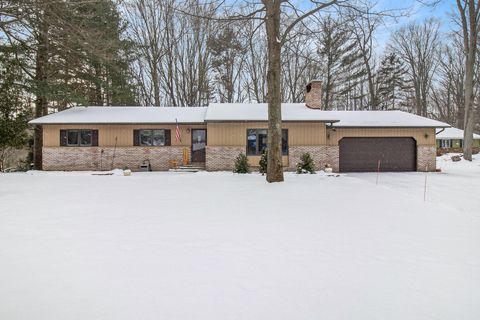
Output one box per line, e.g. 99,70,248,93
259,149,267,175
296,153,315,174
233,153,250,173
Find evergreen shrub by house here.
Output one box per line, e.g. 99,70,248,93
259,149,267,175
296,153,315,174
233,153,250,173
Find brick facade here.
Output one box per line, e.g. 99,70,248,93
325,146,340,172
288,146,327,171
42,143,436,173
205,146,244,171
417,145,436,172
43,146,185,171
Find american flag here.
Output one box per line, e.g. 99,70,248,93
175,119,181,142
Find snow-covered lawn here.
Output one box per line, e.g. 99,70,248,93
1,155,479,320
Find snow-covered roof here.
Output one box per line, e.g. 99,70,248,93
327,110,449,128
29,104,450,128
205,103,450,127
436,127,480,139
29,106,208,124
205,103,339,122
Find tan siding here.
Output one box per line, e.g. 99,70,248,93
44,123,438,149
206,122,326,146
43,124,206,147
327,128,436,146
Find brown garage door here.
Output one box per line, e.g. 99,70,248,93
339,137,417,172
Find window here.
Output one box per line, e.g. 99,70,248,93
246,129,288,155
139,129,166,146
440,139,451,148
66,129,92,146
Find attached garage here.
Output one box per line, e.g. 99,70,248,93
339,137,417,172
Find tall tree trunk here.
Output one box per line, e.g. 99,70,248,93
458,0,479,161
463,49,476,160
264,0,283,182
94,64,103,105
33,11,49,170
152,65,160,106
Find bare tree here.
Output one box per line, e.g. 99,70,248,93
389,18,441,116
126,0,165,105
282,23,321,103
431,37,465,126
455,0,480,160
261,0,347,182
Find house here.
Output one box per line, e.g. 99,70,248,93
29,80,450,172
436,127,480,152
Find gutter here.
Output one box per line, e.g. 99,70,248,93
435,128,446,135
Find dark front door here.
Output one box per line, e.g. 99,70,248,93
339,137,417,172
191,129,206,163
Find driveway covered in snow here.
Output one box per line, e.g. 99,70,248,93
1,155,479,320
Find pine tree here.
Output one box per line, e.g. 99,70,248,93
377,52,408,110
296,153,315,174
259,149,268,175
8,0,137,167
233,153,250,174
209,24,246,103
316,16,366,110
0,46,32,171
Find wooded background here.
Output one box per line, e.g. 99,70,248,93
1,0,479,169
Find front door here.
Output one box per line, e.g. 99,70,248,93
191,129,206,163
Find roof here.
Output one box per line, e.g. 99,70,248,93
436,127,480,139
29,106,208,124
205,103,449,128
29,104,450,128
205,103,339,122
326,110,449,128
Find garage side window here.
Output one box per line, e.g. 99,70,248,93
246,129,288,155
133,129,171,146
60,129,98,147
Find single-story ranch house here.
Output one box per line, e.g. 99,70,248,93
30,81,450,172
436,127,480,152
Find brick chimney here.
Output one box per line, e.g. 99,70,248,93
305,80,323,109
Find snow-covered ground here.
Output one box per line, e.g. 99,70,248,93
1,155,479,320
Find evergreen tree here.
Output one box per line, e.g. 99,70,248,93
296,153,315,174
259,149,268,175
377,52,408,110
233,153,250,174
51,0,137,107
209,24,246,103
316,16,365,110
6,0,137,168
0,46,32,171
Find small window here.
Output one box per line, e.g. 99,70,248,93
246,129,288,155
67,130,92,146
80,130,92,146
67,130,79,146
140,129,165,146
440,139,451,148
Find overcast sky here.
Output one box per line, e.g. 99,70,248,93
374,0,456,54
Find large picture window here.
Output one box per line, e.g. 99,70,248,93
246,129,288,155
133,129,171,147
65,129,93,146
